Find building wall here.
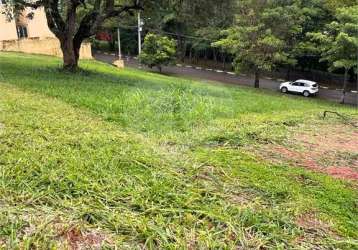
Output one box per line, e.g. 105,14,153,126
0,5,55,41
0,38,93,59
0,10,18,41
0,5,92,60
25,8,55,39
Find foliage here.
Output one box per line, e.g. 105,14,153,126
308,5,358,103
0,52,357,248
138,0,237,60
139,33,176,72
214,0,304,88
8,0,141,70
309,5,358,73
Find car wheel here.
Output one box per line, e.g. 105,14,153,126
303,91,310,97
281,87,288,93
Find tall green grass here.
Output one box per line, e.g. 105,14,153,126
0,52,357,249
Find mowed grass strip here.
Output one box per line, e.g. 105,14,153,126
0,52,357,249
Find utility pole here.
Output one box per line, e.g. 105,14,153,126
113,25,124,68
117,27,122,59
138,11,142,55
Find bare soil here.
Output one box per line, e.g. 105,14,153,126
259,123,358,181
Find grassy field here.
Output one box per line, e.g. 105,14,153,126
0,52,357,249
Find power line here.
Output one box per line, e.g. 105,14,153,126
116,25,215,42
146,28,215,42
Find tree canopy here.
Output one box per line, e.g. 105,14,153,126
214,0,304,88
139,33,176,72
308,5,358,103
8,0,142,70
5,0,358,95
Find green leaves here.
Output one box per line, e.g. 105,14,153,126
139,33,177,71
309,5,358,73
215,0,302,83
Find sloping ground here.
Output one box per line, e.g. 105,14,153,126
0,52,357,249
259,122,358,181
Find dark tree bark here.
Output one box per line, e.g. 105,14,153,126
213,49,218,65
340,68,348,104
254,70,260,88
18,0,142,71
286,66,291,81
221,51,225,70
189,47,193,62
61,38,78,71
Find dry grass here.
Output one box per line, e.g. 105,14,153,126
258,122,358,181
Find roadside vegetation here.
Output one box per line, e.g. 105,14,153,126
0,52,357,249
139,33,177,73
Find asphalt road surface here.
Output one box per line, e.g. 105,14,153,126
94,52,357,106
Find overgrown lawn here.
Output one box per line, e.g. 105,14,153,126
0,52,357,249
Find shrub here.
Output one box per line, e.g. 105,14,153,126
139,33,176,72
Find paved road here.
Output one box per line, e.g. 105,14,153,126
94,52,358,106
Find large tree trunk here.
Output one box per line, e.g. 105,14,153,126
340,68,348,104
254,70,260,88
60,0,79,71
40,0,141,72
60,37,79,71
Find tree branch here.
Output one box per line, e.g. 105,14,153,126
43,0,66,39
74,0,142,44
14,0,44,9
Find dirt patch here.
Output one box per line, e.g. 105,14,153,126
296,212,332,234
228,191,258,206
293,212,339,248
258,124,358,181
60,226,106,250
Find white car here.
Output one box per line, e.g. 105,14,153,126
280,79,319,97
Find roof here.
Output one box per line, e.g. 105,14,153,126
296,79,317,85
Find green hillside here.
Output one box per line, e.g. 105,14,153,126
0,52,357,249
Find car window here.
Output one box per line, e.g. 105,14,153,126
295,82,305,87
292,82,300,86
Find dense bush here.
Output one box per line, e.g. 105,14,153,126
139,33,177,72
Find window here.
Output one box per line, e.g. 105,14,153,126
294,82,305,87
17,26,28,39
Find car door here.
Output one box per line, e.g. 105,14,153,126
290,82,301,92
297,82,306,93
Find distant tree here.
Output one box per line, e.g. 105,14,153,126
8,0,142,71
139,33,176,73
308,5,358,104
140,0,236,61
325,0,357,11
293,0,356,73
214,0,303,88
